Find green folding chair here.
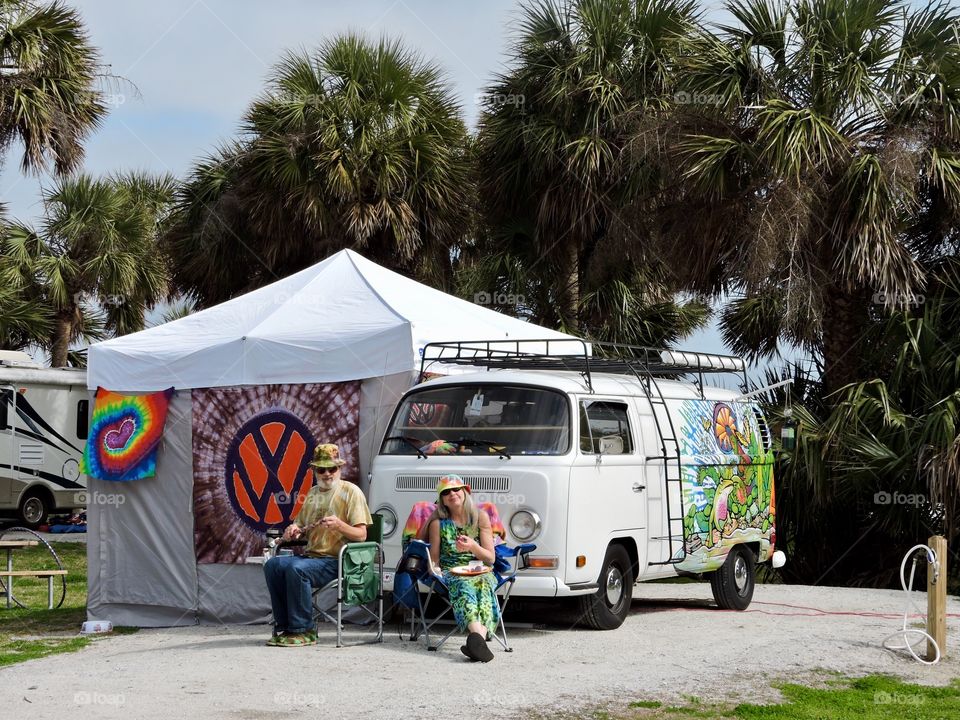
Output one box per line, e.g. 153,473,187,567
312,514,384,647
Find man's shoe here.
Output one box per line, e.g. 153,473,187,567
277,632,316,646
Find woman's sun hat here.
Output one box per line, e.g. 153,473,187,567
436,473,471,498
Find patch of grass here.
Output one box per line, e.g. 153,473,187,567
0,636,89,667
563,675,960,720
1,542,90,666
735,676,960,720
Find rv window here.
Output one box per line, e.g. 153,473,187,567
77,399,90,440
0,389,9,429
580,401,634,454
382,384,570,456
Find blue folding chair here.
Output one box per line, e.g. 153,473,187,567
394,538,536,652
489,541,536,652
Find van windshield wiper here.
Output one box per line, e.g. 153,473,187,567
453,437,512,459
383,435,428,459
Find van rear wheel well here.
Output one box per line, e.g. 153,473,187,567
611,537,640,581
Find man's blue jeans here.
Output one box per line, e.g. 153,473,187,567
263,555,337,633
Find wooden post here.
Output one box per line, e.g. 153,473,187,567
928,535,947,661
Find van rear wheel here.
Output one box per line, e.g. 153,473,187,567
18,490,50,528
710,544,755,610
578,544,633,630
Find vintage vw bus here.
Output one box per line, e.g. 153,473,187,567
368,340,785,629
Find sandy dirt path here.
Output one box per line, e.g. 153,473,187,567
1,583,958,719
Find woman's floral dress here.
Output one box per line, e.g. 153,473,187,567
438,518,500,630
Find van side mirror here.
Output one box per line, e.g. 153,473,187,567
598,435,623,455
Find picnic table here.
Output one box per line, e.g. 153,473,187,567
1,539,66,609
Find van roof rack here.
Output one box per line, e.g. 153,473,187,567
420,339,747,396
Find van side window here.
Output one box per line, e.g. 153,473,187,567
77,399,90,440
579,400,634,454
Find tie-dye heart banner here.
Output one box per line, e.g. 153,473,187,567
81,387,175,482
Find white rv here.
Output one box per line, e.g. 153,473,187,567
368,340,784,629
0,351,88,526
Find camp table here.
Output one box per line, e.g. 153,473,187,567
1,539,41,609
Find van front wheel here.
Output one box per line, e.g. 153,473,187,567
710,544,755,610
579,544,633,630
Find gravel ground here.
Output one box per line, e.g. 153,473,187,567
1,583,958,719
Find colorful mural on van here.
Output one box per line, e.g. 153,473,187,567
675,400,775,573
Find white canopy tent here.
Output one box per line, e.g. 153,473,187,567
85,249,580,626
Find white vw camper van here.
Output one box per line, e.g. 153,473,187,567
0,351,88,526
368,340,784,629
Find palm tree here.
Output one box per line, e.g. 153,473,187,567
0,173,175,365
0,0,107,175
662,0,960,391
767,260,960,587
165,34,472,307
475,0,703,335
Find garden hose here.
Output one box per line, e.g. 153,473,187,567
881,544,941,665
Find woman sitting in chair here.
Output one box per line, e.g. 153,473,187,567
428,474,498,662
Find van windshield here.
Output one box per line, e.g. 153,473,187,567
381,384,570,456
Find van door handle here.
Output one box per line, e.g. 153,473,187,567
632,483,646,493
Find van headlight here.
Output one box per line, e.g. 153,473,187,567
509,510,541,541
376,506,398,538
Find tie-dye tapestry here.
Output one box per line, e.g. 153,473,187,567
80,387,175,482
192,382,360,564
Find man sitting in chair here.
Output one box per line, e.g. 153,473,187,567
263,442,372,647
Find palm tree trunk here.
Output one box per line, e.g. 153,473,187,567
560,240,580,332
821,286,868,395
50,311,72,367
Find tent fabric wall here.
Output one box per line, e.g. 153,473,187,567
357,371,414,493
85,250,583,626
87,392,198,626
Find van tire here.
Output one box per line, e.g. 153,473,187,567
18,490,50,528
578,544,633,630
710,544,755,610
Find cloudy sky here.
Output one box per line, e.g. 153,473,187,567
2,0,790,373
1,0,527,218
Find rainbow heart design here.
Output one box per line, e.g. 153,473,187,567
81,387,174,482
104,418,136,451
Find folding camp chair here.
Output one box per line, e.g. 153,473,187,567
394,503,536,653
311,514,384,647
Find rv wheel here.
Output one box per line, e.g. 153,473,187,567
710,544,755,610
579,544,633,630
18,490,50,528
